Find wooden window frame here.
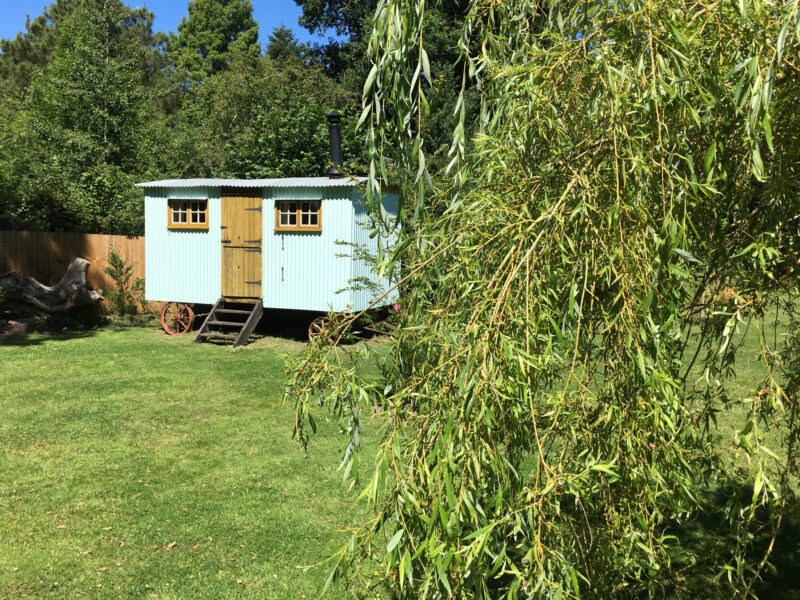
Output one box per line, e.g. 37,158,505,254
274,199,322,232
168,198,209,230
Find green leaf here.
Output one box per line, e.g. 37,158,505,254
777,23,788,59
445,471,457,508
763,115,773,153
437,560,452,595
462,522,495,541
703,142,716,175
570,567,580,595
357,104,372,129
637,348,647,378
674,248,701,263
387,529,404,553
590,464,618,477
753,470,763,502
363,65,379,102
752,144,764,177
420,47,432,85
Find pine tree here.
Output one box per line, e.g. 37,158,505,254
266,25,306,62
0,0,76,99
170,0,260,83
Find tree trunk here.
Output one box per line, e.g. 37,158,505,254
1,258,103,314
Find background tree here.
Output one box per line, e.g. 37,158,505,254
0,0,166,100
295,0,374,38
169,53,364,178
0,0,163,234
0,0,366,235
289,0,800,597
169,0,260,83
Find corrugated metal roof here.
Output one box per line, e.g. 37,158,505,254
136,176,368,189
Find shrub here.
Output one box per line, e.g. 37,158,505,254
103,249,149,319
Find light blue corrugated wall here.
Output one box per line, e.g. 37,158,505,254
351,192,400,312
261,186,355,312
144,187,222,304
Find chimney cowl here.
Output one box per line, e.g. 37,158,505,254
326,111,344,178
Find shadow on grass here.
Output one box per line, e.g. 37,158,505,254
254,308,396,344
666,485,800,599
256,309,314,341
172,305,397,345
753,515,800,599
178,305,314,342
0,329,98,347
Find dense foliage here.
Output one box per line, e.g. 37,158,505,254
0,0,157,234
170,55,364,179
289,0,800,597
0,0,365,235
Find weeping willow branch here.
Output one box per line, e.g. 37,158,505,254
287,1,800,597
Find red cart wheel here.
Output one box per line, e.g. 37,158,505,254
310,314,352,342
308,316,333,342
161,302,195,335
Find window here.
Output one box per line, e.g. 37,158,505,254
274,200,322,232
168,199,208,230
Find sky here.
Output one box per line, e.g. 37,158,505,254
0,0,335,48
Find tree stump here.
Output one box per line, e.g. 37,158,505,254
1,258,103,314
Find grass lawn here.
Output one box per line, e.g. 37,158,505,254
0,327,384,599
1,314,797,598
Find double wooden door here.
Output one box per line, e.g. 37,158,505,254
221,188,262,298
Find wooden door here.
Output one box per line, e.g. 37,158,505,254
221,189,262,298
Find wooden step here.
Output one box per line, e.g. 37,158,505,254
194,298,263,347
233,301,263,348
197,332,238,340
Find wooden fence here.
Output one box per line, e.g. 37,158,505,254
0,230,145,292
